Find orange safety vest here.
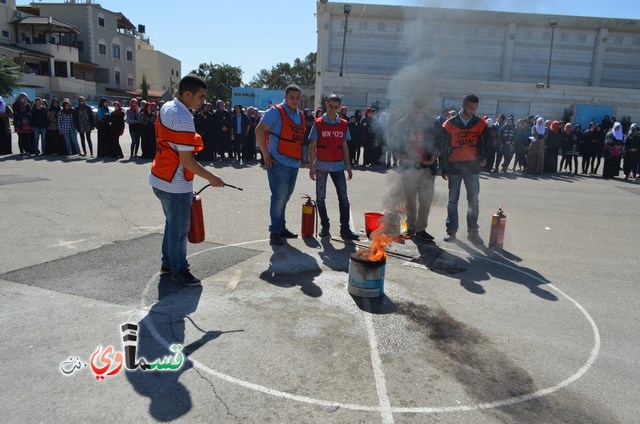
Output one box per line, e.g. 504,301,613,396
151,115,203,182
443,118,486,163
315,117,348,162
268,104,305,159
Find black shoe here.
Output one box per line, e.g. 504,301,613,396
280,229,298,239
467,232,484,246
161,263,171,274
319,228,330,237
171,268,201,287
340,231,360,241
444,233,457,242
270,232,284,246
414,230,434,241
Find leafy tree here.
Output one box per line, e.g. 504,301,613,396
141,74,149,100
0,56,21,97
190,63,243,103
248,52,316,89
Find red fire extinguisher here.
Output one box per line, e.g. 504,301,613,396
489,206,506,250
301,194,316,238
189,192,205,243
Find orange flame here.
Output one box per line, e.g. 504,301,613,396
356,224,399,261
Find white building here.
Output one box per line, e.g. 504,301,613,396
315,2,640,126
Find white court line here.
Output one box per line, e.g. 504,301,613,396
130,238,601,416
363,298,395,424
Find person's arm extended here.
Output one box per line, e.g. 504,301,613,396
342,140,352,180
179,150,224,187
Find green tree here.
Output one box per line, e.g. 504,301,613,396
0,56,21,97
190,63,243,103
248,52,316,89
141,74,149,100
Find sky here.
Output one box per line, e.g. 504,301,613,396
64,0,640,85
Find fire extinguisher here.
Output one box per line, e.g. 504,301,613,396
488,206,506,250
189,190,206,244
301,193,316,238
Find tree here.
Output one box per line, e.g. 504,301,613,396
190,63,243,103
141,74,149,100
248,52,316,89
0,56,22,97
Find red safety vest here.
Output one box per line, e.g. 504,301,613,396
443,118,486,162
269,104,305,159
151,114,203,182
315,117,348,162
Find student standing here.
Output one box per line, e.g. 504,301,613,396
150,74,225,286
308,94,359,240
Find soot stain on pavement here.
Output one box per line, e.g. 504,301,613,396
394,300,613,422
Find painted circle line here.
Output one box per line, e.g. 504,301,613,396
132,239,600,414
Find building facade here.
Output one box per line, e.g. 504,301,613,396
135,35,180,97
315,2,640,126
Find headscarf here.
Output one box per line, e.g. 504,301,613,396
215,100,224,111
129,98,138,112
628,123,639,137
0,96,5,113
549,120,561,133
612,122,623,141
365,107,373,117
534,117,546,135
485,118,494,127
379,111,388,129
315,107,323,118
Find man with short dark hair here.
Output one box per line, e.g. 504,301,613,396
440,93,490,245
150,74,226,286
255,84,306,246
308,94,359,240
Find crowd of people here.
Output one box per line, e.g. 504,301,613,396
1,91,639,182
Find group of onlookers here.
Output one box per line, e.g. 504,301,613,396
0,93,159,160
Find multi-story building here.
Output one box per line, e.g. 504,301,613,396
315,2,640,127
135,32,180,101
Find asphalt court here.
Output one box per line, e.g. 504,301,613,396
1,143,637,423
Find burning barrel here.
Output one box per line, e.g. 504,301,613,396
348,252,386,298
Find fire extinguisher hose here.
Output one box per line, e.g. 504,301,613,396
195,183,244,196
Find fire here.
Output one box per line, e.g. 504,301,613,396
356,224,399,261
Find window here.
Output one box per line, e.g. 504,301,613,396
126,50,133,61
112,44,120,59
1,30,8,38
76,41,83,51
98,43,106,55
115,70,121,86
98,17,105,28
127,77,134,88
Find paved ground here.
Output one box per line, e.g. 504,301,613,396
0,133,638,423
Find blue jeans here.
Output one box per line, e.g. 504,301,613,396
446,173,480,235
267,162,299,233
33,127,46,153
315,169,350,232
153,187,192,273
129,129,141,157
63,132,80,155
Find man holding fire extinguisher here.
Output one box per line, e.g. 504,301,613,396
308,94,360,240
150,75,225,287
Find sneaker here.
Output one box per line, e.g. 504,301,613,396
340,230,360,241
414,230,434,241
270,232,284,246
443,233,457,242
467,233,484,246
319,228,330,237
279,229,298,239
171,269,201,287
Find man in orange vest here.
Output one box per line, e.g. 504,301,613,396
308,94,359,240
149,74,225,286
255,84,306,246
440,93,490,246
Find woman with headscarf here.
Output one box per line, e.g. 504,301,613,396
545,120,562,172
212,99,232,160
602,121,624,179
524,117,547,174
245,106,260,162
623,123,639,180
581,122,597,174
12,93,34,156
0,96,13,155
46,98,64,155
126,98,141,159
96,98,111,157
559,123,580,174
513,119,529,172
108,101,125,158
139,101,156,159
57,98,81,156
74,96,95,157
360,107,380,167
